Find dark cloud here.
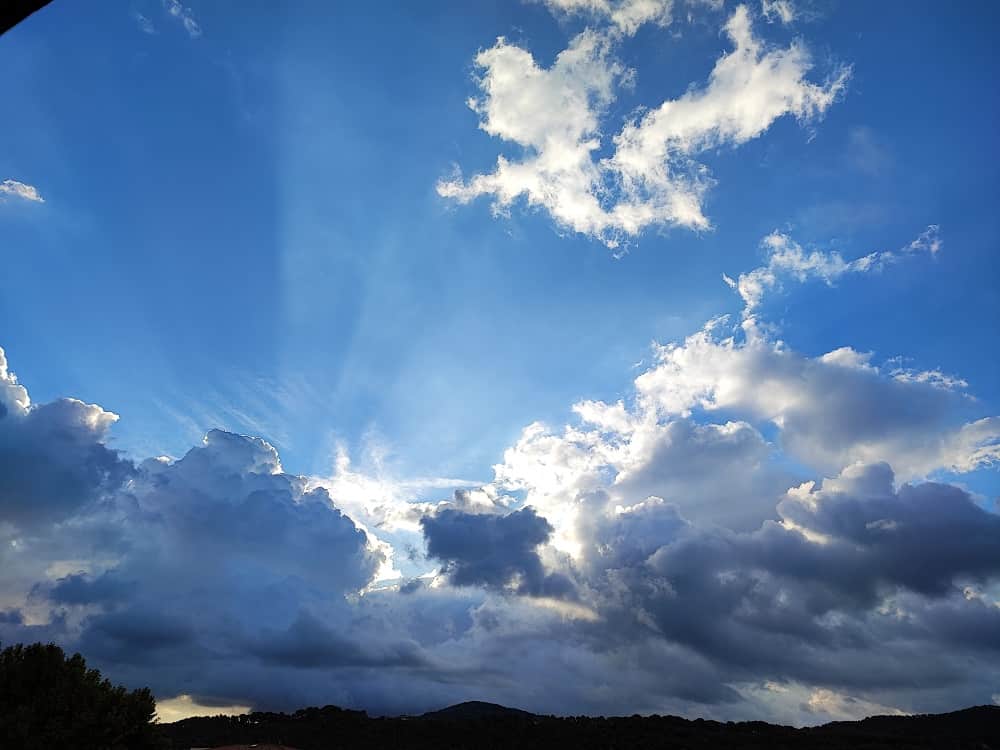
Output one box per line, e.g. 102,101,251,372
1,345,999,721
2,423,389,707
247,610,425,669
37,571,137,606
422,507,574,597
0,397,132,528
575,463,1000,697
83,608,195,655
775,463,1000,596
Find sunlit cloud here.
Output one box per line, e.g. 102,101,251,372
0,179,44,203
439,5,849,247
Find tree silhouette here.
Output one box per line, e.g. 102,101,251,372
0,642,166,750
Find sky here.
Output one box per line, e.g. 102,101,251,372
1,0,999,727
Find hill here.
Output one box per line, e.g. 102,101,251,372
419,701,535,721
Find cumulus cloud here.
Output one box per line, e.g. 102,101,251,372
19,429,405,708
439,5,849,247
0,221,997,719
421,506,574,597
0,179,44,203
532,462,1000,714
633,317,998,478
0,347,129,529
772,464,1000,593
0,356,398,708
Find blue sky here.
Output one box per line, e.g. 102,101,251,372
3,0,996,484
1,0,999,725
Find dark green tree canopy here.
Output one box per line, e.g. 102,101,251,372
0,642,165,750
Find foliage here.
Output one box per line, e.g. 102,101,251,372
161,703,1000,750
0,642,166,750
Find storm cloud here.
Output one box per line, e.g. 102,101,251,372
0,260,998,722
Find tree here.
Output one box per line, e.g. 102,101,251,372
0,642,166,750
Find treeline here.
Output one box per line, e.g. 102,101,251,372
0,643,165,749
163,704,1000,750
1,643,998,749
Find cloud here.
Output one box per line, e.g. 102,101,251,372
0,348,130,529
439,5,849,247
0,222,997,719
570,464,1000,703
0,356,393,708
162,0,201,38
846,125,892,176
155,694,250,723
761,0,796,25
246,611,424,669
723,225,941,323
774,462,1000,597
0,179,44,203
28,428,400,704
40,571,137,606
540,0,675,36
421,507,574,597
633,316,998,478
132,11,156,35
437,28,628,243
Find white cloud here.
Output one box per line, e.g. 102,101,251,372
847,125,892,176
937,418,1000,473
310,441,484,534
132,11,156,35
486,311,998,573
0,347,31,413
0,179,44,203
724,225,941,325
437,29,628,243
162,0,201,38
634,317,1000,478
761,0,796,25
890,366,968,392
440,5,849,247
541,0,675,36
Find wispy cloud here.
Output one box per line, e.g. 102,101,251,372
132,11,156,35
846,125,892,177
0,179,44,203
761,0,796,25
724,225,941,326
540,0,675,36
162,0,201,38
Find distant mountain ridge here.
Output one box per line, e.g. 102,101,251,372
419,701,535,720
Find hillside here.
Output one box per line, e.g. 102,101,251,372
419,701,536,721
